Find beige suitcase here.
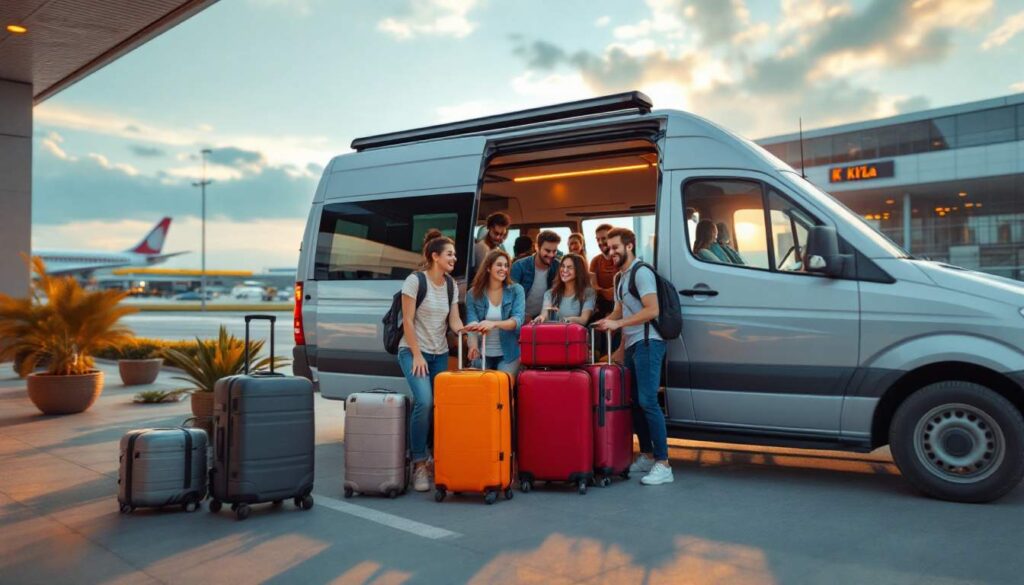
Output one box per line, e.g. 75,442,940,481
343,391,408,498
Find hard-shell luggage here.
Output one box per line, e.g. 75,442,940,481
519,322,589,367
433,334,514,505
516,367,594,495
344,391,408,498
586,328,633,486
209,314,316,520
118,427,208,513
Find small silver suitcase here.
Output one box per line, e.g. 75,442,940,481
344,391,408,498
118,427,208,513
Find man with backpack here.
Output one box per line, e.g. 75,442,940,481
595,227,679,486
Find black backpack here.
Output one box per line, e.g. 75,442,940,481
382,272,455,355
626,261,682,341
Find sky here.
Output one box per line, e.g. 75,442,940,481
30,0,1024,272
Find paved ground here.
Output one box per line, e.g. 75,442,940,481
2,363,1023,585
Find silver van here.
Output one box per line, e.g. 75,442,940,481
292,92,1024,502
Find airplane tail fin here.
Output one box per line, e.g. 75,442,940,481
128,217,172,255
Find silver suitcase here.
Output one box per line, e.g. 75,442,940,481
118,427,208,513
344,391,408,498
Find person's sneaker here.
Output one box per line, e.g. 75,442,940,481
413,465,430,492
640,462,674,486
629,453,655,474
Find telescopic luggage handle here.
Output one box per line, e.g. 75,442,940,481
244,314,276,374
589,325,613,365
457,329,486,371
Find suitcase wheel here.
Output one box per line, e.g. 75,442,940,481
235,504,251,521
620,471,630,480
503,488,514,501
598,476,612,488
182,497,200,513
577,481,588,496
208,500,222,513
296,495,314,510
484,491,497,505
387,488,399,499
343,487,354,499
272,499,283,507
519,480,532,494
434,488,446,503
119,503,133,514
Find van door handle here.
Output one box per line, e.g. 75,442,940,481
679,289,718,297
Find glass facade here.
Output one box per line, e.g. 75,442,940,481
762,105,1024,169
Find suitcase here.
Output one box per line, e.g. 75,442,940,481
516,367,594,495
343,391,408,498
519,322,589,367
209,314,316,520
118,427,207,513
585,328,633,486
433,334,514,505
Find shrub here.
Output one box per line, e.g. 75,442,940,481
160,326,288,393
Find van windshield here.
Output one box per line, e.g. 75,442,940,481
780,170,910,259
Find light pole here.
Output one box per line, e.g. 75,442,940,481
192,149,213,312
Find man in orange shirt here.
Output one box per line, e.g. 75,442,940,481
589,223,618,320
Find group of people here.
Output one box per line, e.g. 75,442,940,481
397,211,674,494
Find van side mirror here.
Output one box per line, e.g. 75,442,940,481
805,226,844,277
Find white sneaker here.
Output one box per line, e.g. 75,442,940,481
641,462,674,486
629,453,655,474
413,465,430,492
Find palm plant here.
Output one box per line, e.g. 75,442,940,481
161,325,287,392
0,256,136,376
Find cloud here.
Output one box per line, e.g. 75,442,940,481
87,153,140,176
378,0,479,40
41,131,75,161
893,95,931,114
1012,81,1024,92
129,145,166,158
982,9,1024,49
595,16,611,27
508,0,995,137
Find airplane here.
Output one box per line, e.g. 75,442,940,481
34,217,189,277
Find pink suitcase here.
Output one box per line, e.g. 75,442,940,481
585,328,633,486
519,322,589,367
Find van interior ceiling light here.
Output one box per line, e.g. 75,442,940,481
513,163,656,183
6,24,28,34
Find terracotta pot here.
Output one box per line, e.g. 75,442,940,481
118,359,163,386
26,371,104,415
190,391,214,434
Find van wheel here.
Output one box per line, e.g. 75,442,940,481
890,381,1024,503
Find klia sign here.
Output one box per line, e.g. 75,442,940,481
829,160,895,183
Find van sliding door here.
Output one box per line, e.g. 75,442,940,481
309,137,486,400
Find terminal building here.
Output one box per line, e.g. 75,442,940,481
757,93,1024,280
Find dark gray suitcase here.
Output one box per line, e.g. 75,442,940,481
208,314,316,520
118,427,207,513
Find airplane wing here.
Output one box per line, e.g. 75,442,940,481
45,262,131,277
144,251,190,265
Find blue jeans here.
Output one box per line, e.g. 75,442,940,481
397,348,449,463
625,340,668,461
471,356,521,380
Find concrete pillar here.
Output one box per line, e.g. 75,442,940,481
0,80,32,297
902,193,912,254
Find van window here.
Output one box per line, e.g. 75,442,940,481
582,216,655,263
684,179,825,275
314,193,475,280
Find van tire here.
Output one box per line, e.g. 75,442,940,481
890,381,1024,503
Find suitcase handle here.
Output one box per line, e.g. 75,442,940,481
589,326,613,365
244,314,276,374
458,329,486,370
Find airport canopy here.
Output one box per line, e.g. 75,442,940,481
0,0,217,103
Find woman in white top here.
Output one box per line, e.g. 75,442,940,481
397,231,466,492
465,249,526,378
533,253,596,325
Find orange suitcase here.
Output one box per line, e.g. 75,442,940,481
433,335,514,505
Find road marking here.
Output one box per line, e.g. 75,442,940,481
314,494,461,540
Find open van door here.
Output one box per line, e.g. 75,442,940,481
301,137,487,400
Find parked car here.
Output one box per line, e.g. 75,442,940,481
290,91,1024,503
174,291,215,301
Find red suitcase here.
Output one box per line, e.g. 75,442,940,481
585,328,634,486
519,322,589,367
516,368,593,495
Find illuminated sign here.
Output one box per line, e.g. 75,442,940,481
829,160,895,183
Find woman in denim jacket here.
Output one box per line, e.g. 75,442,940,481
465,249,526,378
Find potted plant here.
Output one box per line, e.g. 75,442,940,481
161,326,286,432
0,257,137,415
115,340,164,386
